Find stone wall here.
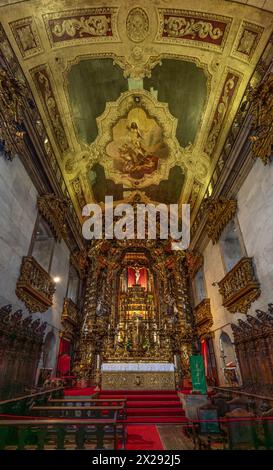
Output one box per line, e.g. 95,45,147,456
0,156,70,373
201,158,273,385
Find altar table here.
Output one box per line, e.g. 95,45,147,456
101,362,175,390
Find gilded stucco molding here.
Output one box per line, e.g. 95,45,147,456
30,64,69,155
43,7,119,47
205,71,240,157
126,7,149,43
9,16,43,58
232,21,264,63
156,8,232,51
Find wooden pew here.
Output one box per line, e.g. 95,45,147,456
30,404,125,420
30,405,127,447
0,387,64,416
0,417,120,449
49,397,126,407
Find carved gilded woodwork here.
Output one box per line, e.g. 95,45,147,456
250,73,273,165
0,1,271,228
218,257,261,314
205,72,240,156
16,256,55,313
194,298,213,339
101,371,175,390
206,198,237,244
0,68,26,160
43,8,119,46
37,193,69,241
186,250,203,279
61,298,79,341
156,9,231,49
70,249,88,279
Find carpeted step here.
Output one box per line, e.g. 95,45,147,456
123,416,188,424
100,390,177,395
127,407,185,417
124,400,182,407
99,394,179,401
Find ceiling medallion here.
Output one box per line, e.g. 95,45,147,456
126,7,149,43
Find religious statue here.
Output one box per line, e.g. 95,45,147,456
134,266,141,285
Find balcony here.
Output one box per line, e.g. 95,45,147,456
194,298,213,338
16,256,55,313
61,298,79,340
218,257,260,314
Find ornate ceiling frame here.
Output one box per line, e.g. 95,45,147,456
0,0,272,223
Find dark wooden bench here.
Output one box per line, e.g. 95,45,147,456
0,416,120,449
30,405,127,447
0,387,64,415
30,404,126,420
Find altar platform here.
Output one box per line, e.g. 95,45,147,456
101,362,175,390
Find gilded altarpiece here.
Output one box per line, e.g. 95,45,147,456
74,239,193,389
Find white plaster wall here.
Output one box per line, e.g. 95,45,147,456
237,158,273,314
202,158,273,385
0,156,37,308
0,156,70,372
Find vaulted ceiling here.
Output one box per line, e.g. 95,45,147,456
0,0,272,222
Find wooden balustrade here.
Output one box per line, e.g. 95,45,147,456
218,257,260,314
16,256,55,313
0,417,120,449
30,405,126,420
0,387,64,415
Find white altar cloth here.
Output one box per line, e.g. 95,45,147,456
101,362,175,372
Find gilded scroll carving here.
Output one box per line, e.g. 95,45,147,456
31,65,69,154
205,73,239,156
157,9,231,49
43,8,118,46
194,298,213,339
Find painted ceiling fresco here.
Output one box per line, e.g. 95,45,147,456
0,0,272,220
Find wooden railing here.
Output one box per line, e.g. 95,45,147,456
0,417,120,449
218,257,260,314
16,256,55,313
213,386,273,414
0,387,64,415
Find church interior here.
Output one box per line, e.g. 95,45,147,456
0,0,273,453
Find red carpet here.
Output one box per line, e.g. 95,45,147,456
65,387,96,396
120,425,164,450
64,388,188,424
99,390,187,424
